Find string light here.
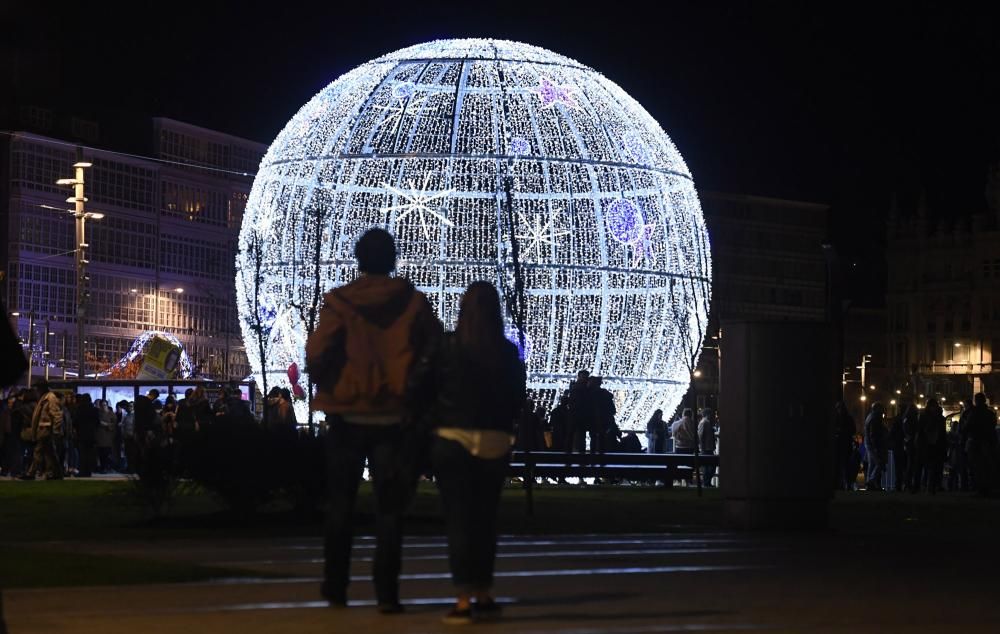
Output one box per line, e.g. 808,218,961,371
236,39,712,428
101,330,193,378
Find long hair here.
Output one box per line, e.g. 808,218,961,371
456,281,508,365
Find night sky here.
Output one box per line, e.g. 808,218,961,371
7,1,1000,274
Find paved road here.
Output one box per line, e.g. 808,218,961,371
4,530,999,633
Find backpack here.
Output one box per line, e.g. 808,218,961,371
325,288,426,415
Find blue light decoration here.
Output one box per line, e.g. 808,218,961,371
509,136,531,156
505,324,534,362
605,199,644,244
236,39,712,428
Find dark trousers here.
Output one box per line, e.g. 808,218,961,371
891,448,906,491
78,442,96,477
97,446,113,472
431,437,507,593
30,430,62,478
702,463,717,486
323,420,408,605
924,458,943,494
565,423,586,453
588,428,605,455
968,446,997,496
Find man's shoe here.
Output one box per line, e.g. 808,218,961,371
442,606,473,625
377,602,404,615
17,474,35,481
474,598,502,621
320,581,347,607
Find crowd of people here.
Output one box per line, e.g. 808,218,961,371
835,394,1000,495
0,382,286,480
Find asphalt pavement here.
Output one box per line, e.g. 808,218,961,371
5,527,998,633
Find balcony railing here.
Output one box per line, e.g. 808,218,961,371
915,361,994,375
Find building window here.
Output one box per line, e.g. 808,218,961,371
161,181,227,225
89,158,156,211
928,340,937,363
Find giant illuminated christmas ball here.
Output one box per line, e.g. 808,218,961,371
236,38,711,428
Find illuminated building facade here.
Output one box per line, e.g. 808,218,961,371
1,116,264,379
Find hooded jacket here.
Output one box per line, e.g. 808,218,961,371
306,275,441,419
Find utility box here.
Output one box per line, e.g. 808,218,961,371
720,321,837,529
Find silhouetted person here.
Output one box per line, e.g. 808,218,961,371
646,409,666,454
953,399,974,491
619,431,642,453
96,399,117,472
588,377,615,456
74,394,99,477
864,402,887,491
219,387,253,425
22,381,63,480
833,401,856,489
900,403,920,491
965,392,998,496
423,281,526,624
306,228,442,612
515,399,544,451
549,395,568,452
565,370,590,453
133,389,159,448
698,408,718,486
671,408,697,453
917,398,947,494
887,406,906,491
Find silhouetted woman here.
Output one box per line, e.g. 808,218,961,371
426,281,526,624
917,398,947,494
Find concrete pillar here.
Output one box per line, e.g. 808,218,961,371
720,321,837,529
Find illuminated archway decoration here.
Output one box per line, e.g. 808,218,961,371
237,39,711,428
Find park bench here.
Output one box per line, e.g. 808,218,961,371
508,450,720,515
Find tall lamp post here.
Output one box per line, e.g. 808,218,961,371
11,311,34,387
56,149,103,378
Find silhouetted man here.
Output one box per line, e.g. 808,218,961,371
589,377,615,455
306,228,442,612
24,381,63,480
864,402,888,491
564,370,590,454
965,392,998,496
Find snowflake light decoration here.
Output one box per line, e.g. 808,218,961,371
515,210,571,260
380,173,456,239
237,39,712,429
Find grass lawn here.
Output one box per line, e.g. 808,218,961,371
0,544,264,589
0,479,724,542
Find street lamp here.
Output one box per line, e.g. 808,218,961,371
55,149,100,378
